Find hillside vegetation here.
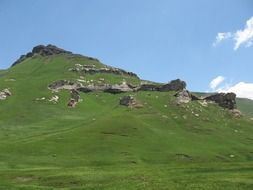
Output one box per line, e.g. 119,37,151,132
0,45,252,189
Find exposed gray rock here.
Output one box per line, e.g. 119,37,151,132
48,80,81,91
68,89,80,108
138,79,186,92
174,89,200,104
159,79,186,92
120,96,143,108
0,88,11,100
138,84,160,91
49,80,135,94
69,64,139,78
174,89,192,104
229,109,242,117
204,93,237,110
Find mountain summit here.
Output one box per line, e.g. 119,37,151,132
12,44,72,67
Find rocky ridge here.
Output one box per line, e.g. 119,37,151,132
69,64,139,78
48,79,237,110
12,44,72,67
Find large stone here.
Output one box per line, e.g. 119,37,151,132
0,88,11,100
119,96,143,108
174,89,192,104
204,93,236,109
174,89,200,104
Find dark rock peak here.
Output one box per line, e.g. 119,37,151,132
11,44,72,67
204,92,237,110
32,44,72,56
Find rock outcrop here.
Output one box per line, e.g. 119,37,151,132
68,89,80,108
174,89,199,104
69,64,139,78
159,79,186,92
138,79,186,92
49,80,136,94
12,44,72,67
78,83,135,94
48,80,81,91
119,96,143,108
204,93,237,110
0,89,11,100
138,84,160,91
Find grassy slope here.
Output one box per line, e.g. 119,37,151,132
237,98,253,117
0,55,252,189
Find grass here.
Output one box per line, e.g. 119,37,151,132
0,53,252,189
0,163,252,190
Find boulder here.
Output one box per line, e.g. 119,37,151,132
204,93,236,109
120,96,143,108
174,89,192,104
0,89,11,100
174,89,200,104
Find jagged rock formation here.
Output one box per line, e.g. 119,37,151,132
138,79,186,92
12,44,72,67
204,93,237,110
68,89,80,108
0,89,11,100
159,79,186,92
48,80,136,94
174,89,200,104
48,79,188,94
119,96,143,108
48,79,239,111
69,64,139,78
48,80,81,91
78,83,134,94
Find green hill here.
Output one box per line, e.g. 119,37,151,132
237,98,253,117
0,45,252,190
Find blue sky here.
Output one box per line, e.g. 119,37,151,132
0,0,253,96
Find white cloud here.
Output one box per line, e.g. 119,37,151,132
218,82,253,100
234,17,253,50
213,17,253,50
213,32,232,46
209,76,225,91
